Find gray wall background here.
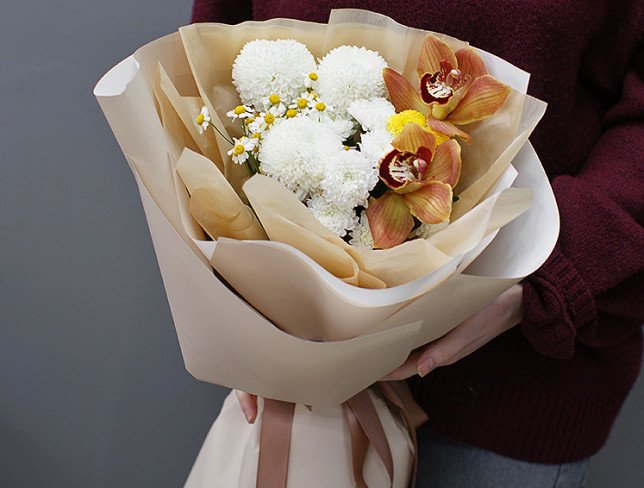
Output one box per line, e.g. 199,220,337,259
0,1,641,487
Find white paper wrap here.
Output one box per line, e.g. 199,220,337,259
94,10,557,407
185,391,414,488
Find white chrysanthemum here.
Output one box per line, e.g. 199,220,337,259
348,98,395,131
359,129,394,166
414,220,450,239
349,214,374,249
317,46,388,118
318,117,355,140
232,39,317,109
258,116,344,198
307,196,359,237
321,149,378,210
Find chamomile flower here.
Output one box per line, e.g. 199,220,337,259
304,71,319,89
195,106,211,134
232,39,316,109
307,196,359,237
349,214,374,250
227,136,257,165
226,104,253,120
317,46,388,118
289,91,316,112
348,98,395,132
258,116,344,199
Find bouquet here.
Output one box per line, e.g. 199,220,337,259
95,9,556,487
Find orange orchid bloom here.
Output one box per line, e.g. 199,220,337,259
366,123,461,249
383,34,510,141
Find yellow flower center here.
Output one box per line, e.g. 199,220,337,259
269,94,280,105
252,132,262,139
308,72,318,81
246,116,255,124
196,114,205,125
297,98,309,109
286,109,298,118
233,144,245,155
234,105,247,115
315,102,326,112
264,113,275,124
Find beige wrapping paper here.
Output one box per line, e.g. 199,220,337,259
94,10,559,406
185,390,414,488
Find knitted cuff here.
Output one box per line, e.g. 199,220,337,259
521,245,597,359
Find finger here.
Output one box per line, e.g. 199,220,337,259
381,350,423,381
235,390,258,423
417,329,466,377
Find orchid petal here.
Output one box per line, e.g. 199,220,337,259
383,68,428,115
429,139,461,187
455,47,487,78
392,123,436,153
366,191,414,249
425,118,472,143
447,75,511,125
402,181,453,224
417,34,457,78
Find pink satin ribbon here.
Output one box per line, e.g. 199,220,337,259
255,381,427,488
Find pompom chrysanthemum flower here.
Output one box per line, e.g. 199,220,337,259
316,46,388,118
358,129,394,166
232,39,316,109
258,116,344,199
321,149,378,210
348,98,395,132
349,214,374,249
307,196,359,237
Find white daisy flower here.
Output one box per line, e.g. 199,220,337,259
317,46,388,118
414,220,450,239
304,71,319,89
226,104,253,120
227,136,257,165
232,39,316,109
195,106,211,134
349,214,374,250
307,196,359,237
288,91,316,112
258,116,344,199
321,149,378,210
348,98,396,132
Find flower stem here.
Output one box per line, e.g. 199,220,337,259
208,121,234,145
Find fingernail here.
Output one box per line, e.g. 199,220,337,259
418,357,434,377
242,408,255,424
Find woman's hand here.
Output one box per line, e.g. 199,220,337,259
382,284,523,381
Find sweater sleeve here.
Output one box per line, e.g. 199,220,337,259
191,0,252,24
521,66,644,359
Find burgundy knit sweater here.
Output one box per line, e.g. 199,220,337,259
192,0,644,463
